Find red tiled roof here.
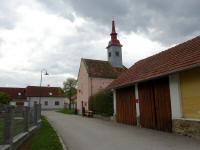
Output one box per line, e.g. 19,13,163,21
82,59,127,79
26,86,65,97
108,36,200,89
0,87,26,100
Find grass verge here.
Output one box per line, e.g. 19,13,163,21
18,116,63,150
57,108,75,114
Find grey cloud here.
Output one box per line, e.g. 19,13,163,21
57,0,200,45
0,0,20,29
39,0,75,21
21,26,108,77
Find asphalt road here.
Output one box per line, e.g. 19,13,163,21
43,111,200,150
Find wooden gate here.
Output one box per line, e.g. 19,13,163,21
138,77,172,132
116,86,136,125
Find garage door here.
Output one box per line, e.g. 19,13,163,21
138,77,172,132
116,86,136,125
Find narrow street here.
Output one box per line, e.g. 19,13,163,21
43,111,200,150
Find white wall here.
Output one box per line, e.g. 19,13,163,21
135,84,140,118
113,90,117,117
169,73,182,119
28,97,65,110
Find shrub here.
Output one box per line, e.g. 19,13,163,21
0,92,11,105
89,90,113,117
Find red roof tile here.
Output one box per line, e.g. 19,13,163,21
82,59,127,79
108,36,200,89
0,87,26,100
26,86,65,97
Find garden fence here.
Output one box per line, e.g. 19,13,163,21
0,103,41,147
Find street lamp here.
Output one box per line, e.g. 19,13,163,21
39,69,49,104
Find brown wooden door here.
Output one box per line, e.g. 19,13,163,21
138,77,172,132
116,86,136,125
138,80,157,130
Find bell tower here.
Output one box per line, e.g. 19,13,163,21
106,20,123,68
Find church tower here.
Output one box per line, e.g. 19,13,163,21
106,20,123,68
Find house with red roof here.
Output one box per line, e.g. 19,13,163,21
0,86,66,109
108,36,200,137
26,86,66,110
0,87,26,105
77,21,127,114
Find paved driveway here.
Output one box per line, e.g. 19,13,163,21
43,111,200,150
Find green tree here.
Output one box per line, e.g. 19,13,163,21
0,92,11,105
63,78,77,109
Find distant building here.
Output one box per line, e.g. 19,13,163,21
77,21,127,114
0,86,66,109
0,87,26,105
26,86,65,110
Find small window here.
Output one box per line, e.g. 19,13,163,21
55,101,59,106
45,101,48,106
115,51,119,56
109,52,111,57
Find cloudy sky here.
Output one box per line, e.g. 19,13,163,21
0,0,199,87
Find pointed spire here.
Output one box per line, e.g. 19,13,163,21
107,20,122,48
111,20,116,34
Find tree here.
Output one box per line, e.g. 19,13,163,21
63,78,77,109
0,92,11,105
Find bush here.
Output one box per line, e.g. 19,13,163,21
89,90,113,117
0,92,11,105
57,108,76,115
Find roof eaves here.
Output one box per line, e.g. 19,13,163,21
110,64,200,90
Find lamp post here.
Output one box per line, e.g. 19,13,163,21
39,69,49,104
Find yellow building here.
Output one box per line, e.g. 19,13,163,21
180,68,200,119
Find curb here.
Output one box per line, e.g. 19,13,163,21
46,117,68,150
57,133,68,150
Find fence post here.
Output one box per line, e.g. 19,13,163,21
38,104,41,121
34,103,38,125
24,106,30,132
3,106,14,145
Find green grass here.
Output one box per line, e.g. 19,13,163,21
0,118,3,144
18,116,63,150
13,118,25,137
57,108,75,114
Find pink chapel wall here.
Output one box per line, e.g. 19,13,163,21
77,61,115,113
89,77,114,97
77,61,90,113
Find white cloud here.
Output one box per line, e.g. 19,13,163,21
121,32,167,67
0,0,174,87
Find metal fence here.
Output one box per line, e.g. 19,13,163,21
0,104,41,146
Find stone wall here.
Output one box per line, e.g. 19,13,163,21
173,119,200,139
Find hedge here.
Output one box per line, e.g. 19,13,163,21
89,90,113,117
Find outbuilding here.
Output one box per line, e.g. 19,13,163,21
108,36,200,136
